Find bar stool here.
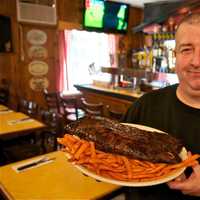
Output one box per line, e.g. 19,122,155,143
106,105,124,121
81,98,104,116
60,97,85,123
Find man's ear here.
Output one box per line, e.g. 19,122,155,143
173,49,177,73
173,49,176,57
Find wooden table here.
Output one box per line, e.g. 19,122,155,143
0,104,8,111
0,151,122,200
0,106,47,163
0,108,45,139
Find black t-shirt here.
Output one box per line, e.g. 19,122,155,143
124,84,200,200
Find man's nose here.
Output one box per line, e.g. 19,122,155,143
191,49,200,67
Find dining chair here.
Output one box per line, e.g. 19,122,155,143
106,105,124,122
16,99,40,147
40,110,64,151
0,88,9,106
17,99,39,118
2,138,43,165
0,79,10,106
2,104,44,164
80,98,104,116
43,89,61,114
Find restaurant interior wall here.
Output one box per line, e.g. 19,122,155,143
0,0,143,109
0,0,19,109
0,0,59,109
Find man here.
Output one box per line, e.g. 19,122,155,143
124,13,200,200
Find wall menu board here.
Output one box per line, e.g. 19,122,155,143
0,15,12,53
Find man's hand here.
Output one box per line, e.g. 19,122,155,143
168,163,200,196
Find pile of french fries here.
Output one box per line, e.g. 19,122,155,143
58,134,200,182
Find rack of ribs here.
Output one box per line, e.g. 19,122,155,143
65,116,183,164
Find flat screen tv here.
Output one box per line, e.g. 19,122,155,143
0,15,12,53
83,0,129,34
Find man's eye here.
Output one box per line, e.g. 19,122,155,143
180,48,193,54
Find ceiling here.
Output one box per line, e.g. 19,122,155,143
20,0,55,6
21,0,179,8
111,0,178,8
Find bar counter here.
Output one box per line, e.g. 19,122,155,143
75,84,143,102
74,84,144,115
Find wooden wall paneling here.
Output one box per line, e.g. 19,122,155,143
58,21,82,30
0,0,58,109
116,7,143,68
0,54,11,73
129,7,144,49
0,0,144,109
127,7,143,46
57,0,83,25
0,0,19,109
16,24,58,107
0,0,16,16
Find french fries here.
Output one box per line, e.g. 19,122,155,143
57,134,200,182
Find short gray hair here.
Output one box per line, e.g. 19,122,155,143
176,12,200,34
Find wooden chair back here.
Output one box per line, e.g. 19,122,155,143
17,99,38,117
60,97,85,122
81,98,103,116
106,105,124,121
40,110,64,150
60,97,78,119
0,79,10,106
0,88,9,105
43,89,61,113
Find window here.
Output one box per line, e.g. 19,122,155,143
62,30,116,92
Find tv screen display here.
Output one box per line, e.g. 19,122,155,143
83,0,129,34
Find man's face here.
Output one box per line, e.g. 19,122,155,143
175,22,200,91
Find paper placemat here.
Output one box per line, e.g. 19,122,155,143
7,118,34,125
0,110,13,114
12,157,55,173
